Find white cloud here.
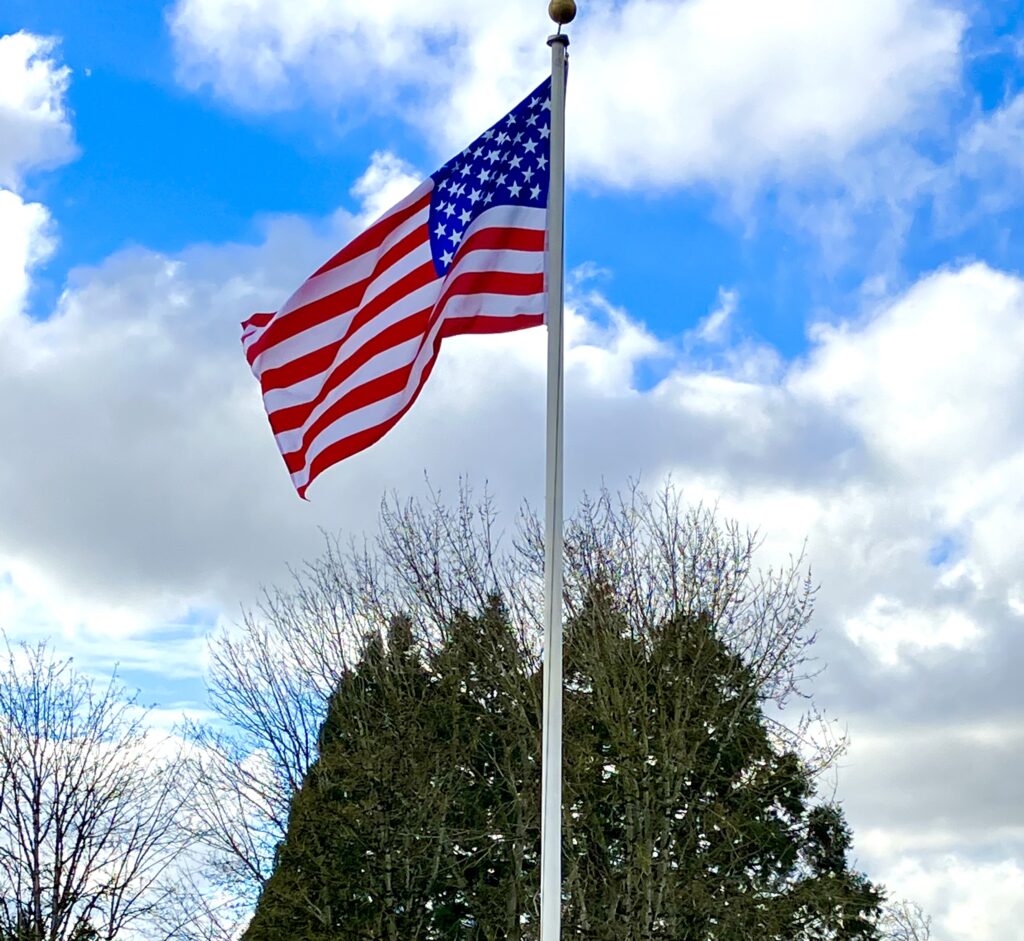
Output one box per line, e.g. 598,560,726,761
167,0,965,189
567,0,964,189
4,226,1022,687
0,56,1020,923
955,90,1024,213
349,150,423,226
692,287,738,345
0,188,55,322
845,595,983,666
0,31,73,324
868,856,1024,941
796,266,1024,475
0,31,76,188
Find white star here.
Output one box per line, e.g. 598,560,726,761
459,208,472,224
477,168,491,183
473,146,484,157
434,222,446,238
451,229,463,246
527,113,538,126
530,184,541,199
460,164,471,177
523,167,534,182
437,179,447,192
482,129,494,139
529,96,540,108
514,132,524,143
537,156,548,171
509,181,522,197
523,139,538,154
496,173,507,186
497,131,509,145
539,124,551,140
484,192,494,204
441,249,454,266
487,149,501,164
468,188,482,204
542,97,551,110
506,113,517,125
443,202,456,218
510,155,523,169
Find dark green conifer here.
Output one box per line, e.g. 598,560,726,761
244,591,880,941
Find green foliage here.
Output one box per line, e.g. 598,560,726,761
244,591,881,941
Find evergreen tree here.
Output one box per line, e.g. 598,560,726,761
244,588,881,940
559,587,880,939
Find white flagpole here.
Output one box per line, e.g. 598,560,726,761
540,3,572,940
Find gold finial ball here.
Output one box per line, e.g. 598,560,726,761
548,0,577,25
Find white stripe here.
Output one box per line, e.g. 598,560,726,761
242,184,432,358
265,246,543,423
290,279,545,489
436,290,546,322
263,274,442,421
370,178,434,225
273,203,549,491
356,235,434,316
251,241,434,378
274,197,430,320
289,383,413,490
291,304,450,490
277,333,425,461
251,203,542,368
458,202,547,235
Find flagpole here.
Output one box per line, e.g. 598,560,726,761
541,3,572,941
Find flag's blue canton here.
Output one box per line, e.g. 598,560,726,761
429,78,552,277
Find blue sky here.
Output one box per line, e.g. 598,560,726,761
3,1,1024,938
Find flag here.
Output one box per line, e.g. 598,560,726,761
242,79,553,498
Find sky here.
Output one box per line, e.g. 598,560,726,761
1,0,1023,936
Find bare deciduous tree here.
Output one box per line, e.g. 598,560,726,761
188,482,845,913
0,639,193,941
880,900,932,941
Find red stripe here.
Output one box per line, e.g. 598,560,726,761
443,313,544,337
242,312,274,330
283,267,545,471
259,257,438,397
296,342,444,498
283,361,416,473
311,191,431,278
268,308,432,436
436,269,545,313
262,265,539,394
246,223,431,366
457,225,546,257
294,310,543,498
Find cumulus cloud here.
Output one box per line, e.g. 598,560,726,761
0,31,74,323
4,229,1024,936
869,855,1024,941
3,199,1022,689
167,0,965,189
0,31,76,188
3,17,1021,937
0,188,55,322
3,179,1023,936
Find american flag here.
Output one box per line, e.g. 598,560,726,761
242,79,553,498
